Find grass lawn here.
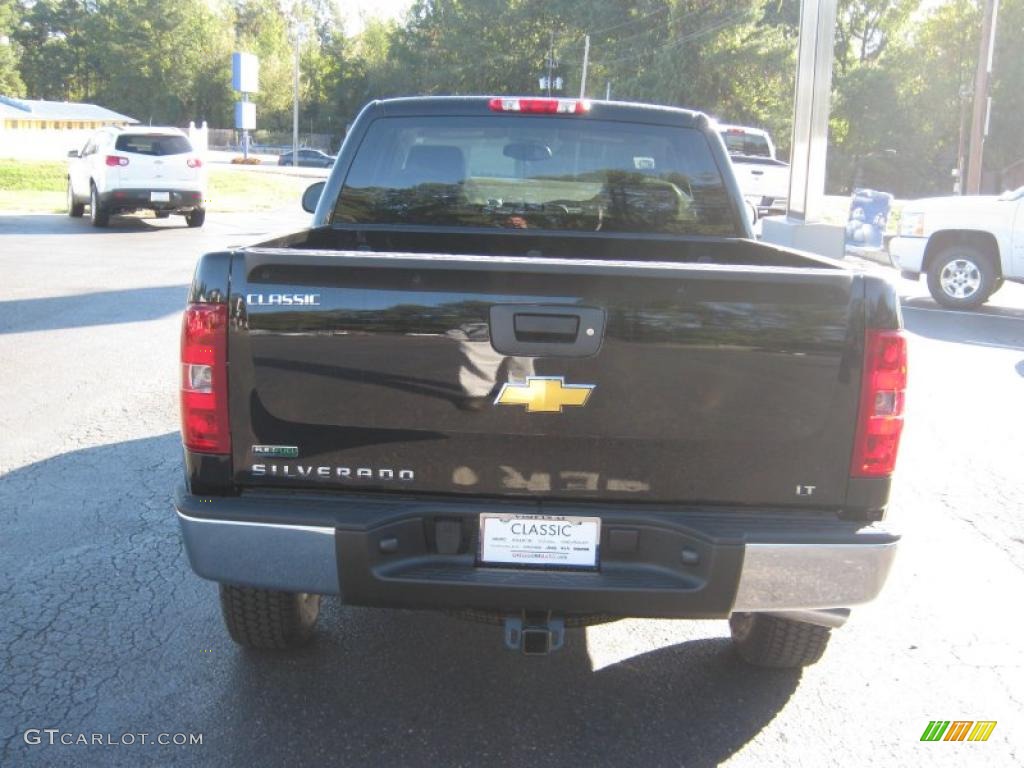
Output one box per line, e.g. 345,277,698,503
0,159,310,214
206,169,310,212
0,160,67,212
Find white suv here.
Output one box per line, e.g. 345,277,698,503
67,127,207,228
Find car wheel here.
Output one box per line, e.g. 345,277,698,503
67,180,84,217
219,585,320,650
926,245,997,310
729,612,831,668
185,208,206,228
89,184,109,228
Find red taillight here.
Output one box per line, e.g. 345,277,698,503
187,157,202,168
488,97,590,114
850,329,907,477
180,303,230,454
105,155,129,167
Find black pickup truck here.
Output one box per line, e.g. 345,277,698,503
176,97,904,667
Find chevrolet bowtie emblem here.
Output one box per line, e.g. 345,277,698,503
494,377,595,413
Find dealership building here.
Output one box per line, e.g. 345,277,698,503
0,96,138,159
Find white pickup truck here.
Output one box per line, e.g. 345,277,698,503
889,187,1024,309
717,123,790,217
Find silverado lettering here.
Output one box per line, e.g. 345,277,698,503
251,464,414,481
175,96,903,666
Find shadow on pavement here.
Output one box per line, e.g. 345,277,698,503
901,295,1024,321
903,300,1024,352
215,609,801,768
0,284,187,334
0,433,800,767
0,213,184,235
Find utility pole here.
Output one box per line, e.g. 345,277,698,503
605,81,611,100
292,23,303,167
579,35,590,99
966,0,999,194
546,32,555,97
955,85,971,194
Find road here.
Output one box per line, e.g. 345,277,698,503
1,211,1022,767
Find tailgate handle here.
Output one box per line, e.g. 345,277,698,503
750,169,764,175
489,305,604,358
513,313,579,343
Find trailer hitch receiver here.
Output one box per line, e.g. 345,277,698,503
503,611,565,655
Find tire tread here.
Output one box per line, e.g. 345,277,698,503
219,585,319,650
730,613,831,668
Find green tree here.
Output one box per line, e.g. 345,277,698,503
0,0,25,95
986,0,1023,177
89,0,234,125
13,0,94,101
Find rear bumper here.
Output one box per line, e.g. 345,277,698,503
742,194,787,217
175,486,898,618
100,188,204,210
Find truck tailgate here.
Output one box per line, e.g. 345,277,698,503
228,248,863,508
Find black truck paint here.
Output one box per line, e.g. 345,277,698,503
177,97,902,663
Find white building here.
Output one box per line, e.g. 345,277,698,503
0,96,138,159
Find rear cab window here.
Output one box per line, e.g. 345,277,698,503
335,115,741,237
720,130,772,158
114,134,193,156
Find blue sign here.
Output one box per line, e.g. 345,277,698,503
232,52,259,94
234,101,256,131
846,188,892,250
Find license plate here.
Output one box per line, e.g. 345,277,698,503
478,513,600,570
151,191,170,202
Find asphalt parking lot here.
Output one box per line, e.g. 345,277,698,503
1,209,1023,767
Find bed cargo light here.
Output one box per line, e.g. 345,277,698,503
180,303,230,454
488,98,590,114
850,329,907,477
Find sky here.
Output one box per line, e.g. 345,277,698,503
339,0,413,36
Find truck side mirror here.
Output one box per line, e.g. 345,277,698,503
744,200,758,227
67,150,80,158
302,181,326,214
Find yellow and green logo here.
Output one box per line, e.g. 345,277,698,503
921,721,997,742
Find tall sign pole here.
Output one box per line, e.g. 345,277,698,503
966,0,999,194
762,0,844,258
785,0,838,223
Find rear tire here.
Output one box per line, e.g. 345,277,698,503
219,585,320,650
729,613,831,668
89,184,109,228
186,208,206,228
926,244,996,310
67,180,84,217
